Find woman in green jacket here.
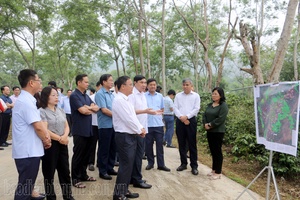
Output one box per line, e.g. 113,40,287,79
203,87,229,180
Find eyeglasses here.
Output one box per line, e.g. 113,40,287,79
32,79,42,83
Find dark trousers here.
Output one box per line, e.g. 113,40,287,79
14,157,40,200
176,117,198,169
0,113,11,144
114,132,137,197
163,115,175,146
71,135,93,184
66,114,72,135
97,128,116,175
88,125,98,165
130,136,145,184
146,127,165,167
42,140,72,200
207,132,224,174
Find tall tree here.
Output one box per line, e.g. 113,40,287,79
293,1,300,81
268,0,298,83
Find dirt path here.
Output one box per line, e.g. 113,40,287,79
0,139,263,200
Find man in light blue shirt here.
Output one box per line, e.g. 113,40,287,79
12,69,51,200
144,78,170,172
62,89,72,136
163,89,176,147
95,74,117,180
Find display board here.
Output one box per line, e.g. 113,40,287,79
254,82,300,156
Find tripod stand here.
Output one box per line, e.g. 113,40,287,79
236,150,281,200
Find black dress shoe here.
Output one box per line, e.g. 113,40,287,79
191,168,199,175
0,143,8,147
5,142,12,145
113,195,128,200
176,164,187,171
63,196,75,200
99,173,112,180
133,182,152,189
108,169,118,175
125,190,139,198
142,155,147,160
158,166,171,172
145,165,154,170
0,147,4,150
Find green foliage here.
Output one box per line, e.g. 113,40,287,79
197,91,300,177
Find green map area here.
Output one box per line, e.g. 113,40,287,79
256,83,299,146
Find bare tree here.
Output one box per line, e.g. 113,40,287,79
268,0,299,83
293,1,300,80
173,0,213,92
216,0,238,87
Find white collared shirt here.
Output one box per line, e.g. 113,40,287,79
128,87,148,133
112,92,143,134
89,93,98,126
174,91,201,119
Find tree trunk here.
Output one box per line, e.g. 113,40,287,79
236,21,264,84
203,0,212,91
268,0,298,83
127,22,138,74
293,1,300,80
161,0,166,96
144,21,151,78
216,1,237,87
138,0,145,76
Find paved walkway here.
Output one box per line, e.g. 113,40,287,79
0,139,263,200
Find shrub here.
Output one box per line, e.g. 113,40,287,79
197,92,300,177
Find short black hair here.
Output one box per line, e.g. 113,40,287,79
96,80,101,87
100,74,112,85
90,88,96,94
18,69,37,88
167,89,176,95
12,86,20,91
67,89,72,93
75,74,88,86
134,75,146,82
156,85,162,93
1,85,9,93
147,78,156,85
48,81,57,88
116,76,130,90
212,87,226,104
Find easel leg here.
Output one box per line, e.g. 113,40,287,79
236,151,281,200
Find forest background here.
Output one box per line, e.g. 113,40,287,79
1,0,300,198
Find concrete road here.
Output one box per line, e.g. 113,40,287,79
0,139,263,200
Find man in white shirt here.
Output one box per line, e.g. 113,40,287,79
88,81,102,171
10,86,21,104
128,75,154,189
112,76,146,200
173,78,200,176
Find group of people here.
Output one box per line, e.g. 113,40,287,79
8,69,229,200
